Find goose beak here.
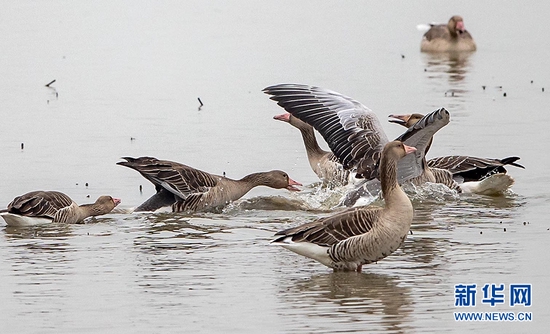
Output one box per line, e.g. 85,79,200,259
287,177,302,191
404,145,417,155
456,21,465,33
273,113,291,122
388,114,410,126
113,198,122,206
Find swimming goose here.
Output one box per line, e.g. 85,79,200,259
420,15,476,52
274,112,349,187
0,191,121,227
389,113,524,182
264,83,450,188
271,141,416,272
118,157,302,213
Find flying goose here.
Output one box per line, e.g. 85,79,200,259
273,112,349,187
271,141,416,272
389,113,523,194
263,84,452,195
420,15,476,52
118,157,302,213
0,191,121,227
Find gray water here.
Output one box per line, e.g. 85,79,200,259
1,1,549,333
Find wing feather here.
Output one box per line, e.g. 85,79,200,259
273,206,382,247
117,157,219,199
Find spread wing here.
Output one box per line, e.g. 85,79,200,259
7,191,74,218
394,108,450,183
264,84,389,175
117,157,219,199
273,206,382,247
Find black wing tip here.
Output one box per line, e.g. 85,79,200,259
500,157,525,169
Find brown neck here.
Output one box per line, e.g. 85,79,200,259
238,172,272,193
288,116,327,157
78,203,102,218
379,153,400,204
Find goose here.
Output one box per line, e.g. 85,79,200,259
420,15,476,52
271,141,416,272
273,112,349,187
389,113,523,194
118,157,302,213
264,83,453,205
0,191,121,227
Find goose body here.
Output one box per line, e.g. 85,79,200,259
389,113,523,194
0,191,121,227
118,157,301,213
264,84,450,205
421,15,476,52
274,112,349,187
272,141,416,272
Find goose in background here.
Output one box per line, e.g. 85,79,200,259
271,141,416,272
0,191,120,227
273,112,349,188
389,113,523,195
118,157,302,213
420,15,476,52
264,83,453,205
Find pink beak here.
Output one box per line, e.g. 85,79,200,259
388,114,411,125
287,177,302,191
113,198,122,206
273,113,291,122
404,145,417,155
456,21,465,33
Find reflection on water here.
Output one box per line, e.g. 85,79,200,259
277,272,413,333
423,52,474,84
422,52,475,111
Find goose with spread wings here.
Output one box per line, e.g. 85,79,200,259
389,113,523,195
264,83,454,204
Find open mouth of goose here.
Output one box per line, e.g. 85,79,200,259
388,114,409,125
287,178,302,191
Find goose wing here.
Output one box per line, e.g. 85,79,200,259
427,155,524,182
7,191,73,218
394,108,450,183
118,157,219,199
264,84,389,176
273,206,382,247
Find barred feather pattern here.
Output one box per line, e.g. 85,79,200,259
264,84,388,171
431,168,461,192
273,141,413,271
8,191,73,219
117,157,218,199
7,191,118,224
427,156,524,182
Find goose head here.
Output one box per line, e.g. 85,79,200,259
89,196,121,215
383,141,417,161
265,170,302,191
274,113,311,131
388,113,424,128
448,15,466,35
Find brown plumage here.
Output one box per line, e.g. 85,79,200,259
389,113,524,183
421,15,476,52
1,191,120,226
272,141,416,272
274,112,349,187
118,157,302,213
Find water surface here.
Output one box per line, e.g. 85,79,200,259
1,1,549,333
